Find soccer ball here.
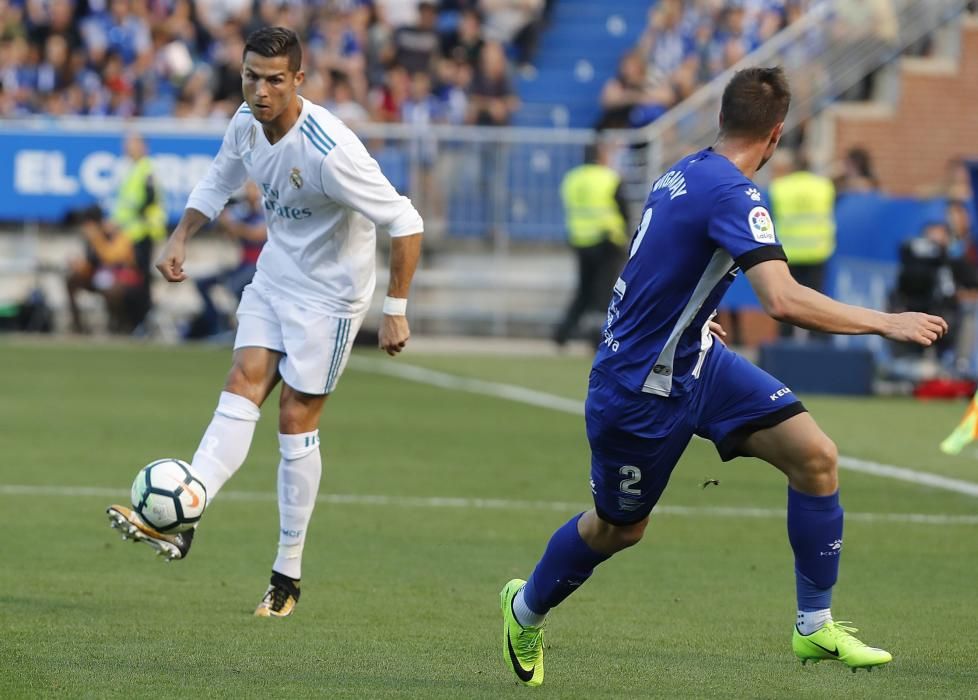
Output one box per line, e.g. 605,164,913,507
130,459,207,533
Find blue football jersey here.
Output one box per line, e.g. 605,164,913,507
594,148,787,396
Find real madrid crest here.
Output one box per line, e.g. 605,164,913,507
248,125,257,149
290,167,303,189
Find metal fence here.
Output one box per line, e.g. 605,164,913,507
353,123,598,247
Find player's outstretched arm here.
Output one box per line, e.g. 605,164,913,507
379,232,422,356
746,259,948,346
155,208,210,283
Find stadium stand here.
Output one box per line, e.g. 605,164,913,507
1,0,977,362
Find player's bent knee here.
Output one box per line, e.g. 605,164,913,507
590,514,649,552
806,437,838,475
613,520,648,549
795,437,839,493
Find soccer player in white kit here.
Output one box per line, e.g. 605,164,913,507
107,27,424,617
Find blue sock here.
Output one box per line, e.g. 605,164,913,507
787,487,843,611
522,513,611,615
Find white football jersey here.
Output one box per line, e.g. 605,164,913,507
187,97,423,316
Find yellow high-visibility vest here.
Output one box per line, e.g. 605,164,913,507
113,157,166,243
769,171,836,265
560,164,627,248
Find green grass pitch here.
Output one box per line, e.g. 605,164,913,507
1,340,977,698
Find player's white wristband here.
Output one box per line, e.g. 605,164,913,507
383,296,407,316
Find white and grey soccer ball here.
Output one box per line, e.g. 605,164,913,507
131,459,207,533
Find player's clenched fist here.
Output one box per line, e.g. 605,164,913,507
379,314,410,356
884,311,948,346
155,234,188,282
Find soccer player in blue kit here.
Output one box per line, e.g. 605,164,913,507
500,67,948,686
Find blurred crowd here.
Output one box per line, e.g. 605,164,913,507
5,0,973,130
597,0,824,129
0,0,550,125
596,0,978,131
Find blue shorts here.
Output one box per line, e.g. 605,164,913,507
585,343,805,525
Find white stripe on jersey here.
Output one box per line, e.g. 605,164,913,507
642,250,732,396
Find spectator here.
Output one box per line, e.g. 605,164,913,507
554,142,628,348
441,7,484,69
834,147,880,195
210,29,245,114
467,40,518,126
327,73,370,126
388,0,440,77
79,0,152,68
597,49,673,130
935,157,976,203
35,33,72,97
403,69,446,239
187,181,266,339
480,0,544,69
435,57,472,125
833,0,898,101
65,205,151,334
371,64,410,122
890,221,977,362
352,0,394,89
374,0,422,29
195,0,252,40
946,199,978,373
639,0,695,83
947,198,977,265
309,9,366,99
111,132,167,319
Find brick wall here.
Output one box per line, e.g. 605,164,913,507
832,19,978,195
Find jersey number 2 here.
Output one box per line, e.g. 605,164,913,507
619,465,642,495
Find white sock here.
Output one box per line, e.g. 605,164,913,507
513,586,547,628
273,430,322,580
191,391,260,500
796,608,833,635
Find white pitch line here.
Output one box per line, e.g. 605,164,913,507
837,455,978,497
1,484,977,525
349,357,978,499
349,357,587,415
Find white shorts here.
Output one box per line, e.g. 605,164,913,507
234,285,365,395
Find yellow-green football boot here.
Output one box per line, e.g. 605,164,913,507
793,620,892,671
940,404,978,455
500,579,544,687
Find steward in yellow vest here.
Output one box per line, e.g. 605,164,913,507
112,133,166,247
769,161,835,269
109,134,165,326
555,143,629,347
769,152,836,340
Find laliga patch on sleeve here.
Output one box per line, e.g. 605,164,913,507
748,206,776,243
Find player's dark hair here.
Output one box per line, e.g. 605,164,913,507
244,27,302,73
719,66,791,139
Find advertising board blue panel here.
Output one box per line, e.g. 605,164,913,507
0,129,221,223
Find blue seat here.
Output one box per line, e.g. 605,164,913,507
513,0,650,130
